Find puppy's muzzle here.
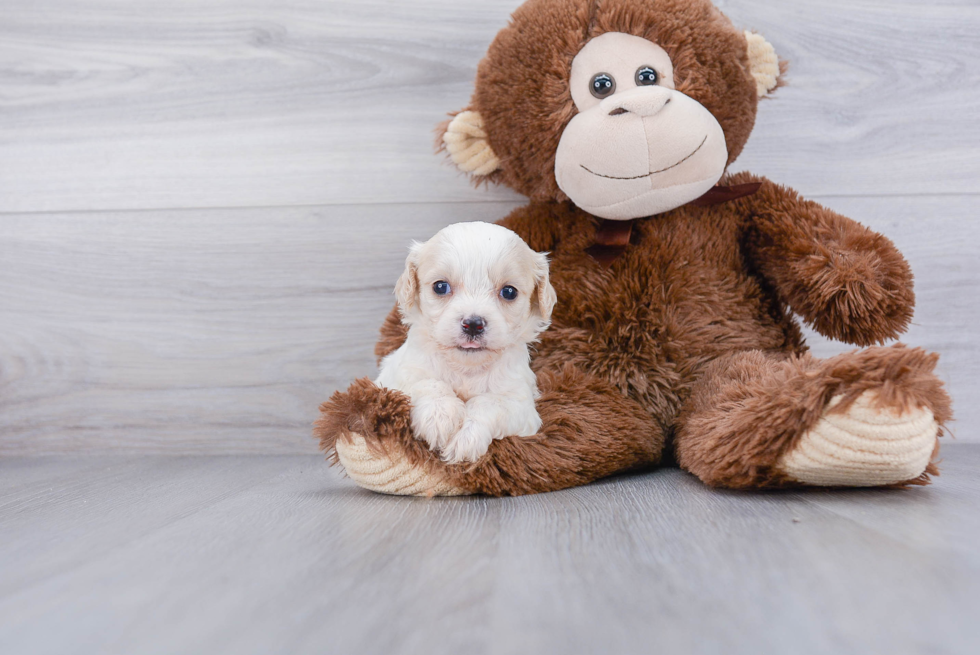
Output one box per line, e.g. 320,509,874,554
461,316,486,338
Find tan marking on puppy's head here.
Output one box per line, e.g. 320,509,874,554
395,242,422,319
530,250,557,333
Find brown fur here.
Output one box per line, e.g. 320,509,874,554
317,0,950,495
316,366,664,496
739,174,915,346
675,344,952,489
441,0,766,201
375,308,408,364
315,378,456,483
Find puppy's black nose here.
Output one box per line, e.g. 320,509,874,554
461,316,486,337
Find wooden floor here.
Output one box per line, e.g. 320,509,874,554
1,445,978,655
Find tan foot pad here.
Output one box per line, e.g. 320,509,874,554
334,433,470,497
778,391,938,487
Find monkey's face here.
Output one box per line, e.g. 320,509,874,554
440,0,781,217
554,33,728,220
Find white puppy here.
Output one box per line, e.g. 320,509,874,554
375,222,557,464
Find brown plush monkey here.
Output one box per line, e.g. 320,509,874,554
315,0,951,496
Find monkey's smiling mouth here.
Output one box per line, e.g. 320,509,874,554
580,135,708,180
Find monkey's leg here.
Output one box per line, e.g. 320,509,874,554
674,345,951,489
315,365,664,496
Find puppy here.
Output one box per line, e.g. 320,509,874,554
375,221,557,463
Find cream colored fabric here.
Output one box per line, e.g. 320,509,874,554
554,86,727,220
443,111,500,176
744,32,779,97
335,433,470,496
779,391,938,486
568,33,677,111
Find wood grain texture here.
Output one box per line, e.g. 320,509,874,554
0,201,521,454
1,446,978,654
1,194,976,454
1,0,977,454
0,0,978,213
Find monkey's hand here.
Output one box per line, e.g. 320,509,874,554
738,174,914,346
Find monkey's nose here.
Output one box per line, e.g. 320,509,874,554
602,86,672,117
461,316,486,337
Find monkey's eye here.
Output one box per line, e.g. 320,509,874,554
590,73,616,99
433,281,451,295
499,286,518,301
635,66,659,86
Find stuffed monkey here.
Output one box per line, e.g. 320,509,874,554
316,0,951,496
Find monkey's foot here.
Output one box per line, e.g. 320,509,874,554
778,390,938,487
335,433,470,497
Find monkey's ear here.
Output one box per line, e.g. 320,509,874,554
440,111,501,176
744,31,782,97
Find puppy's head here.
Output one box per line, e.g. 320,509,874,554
395,222,555,362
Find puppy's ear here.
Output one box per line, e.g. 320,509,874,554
531,251,557,323
395,242,422,316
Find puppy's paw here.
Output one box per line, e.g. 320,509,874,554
442,421,494,464
410,381,466,451
513,406,542,438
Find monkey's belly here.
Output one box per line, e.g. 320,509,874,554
535,300,791,419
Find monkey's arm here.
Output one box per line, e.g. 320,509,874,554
375,305,408,364
315,365,663,496
736,174,914,346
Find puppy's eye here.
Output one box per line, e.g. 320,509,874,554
635,66,659,86
432,281,451,295
499,286,518,301
590,73,616,99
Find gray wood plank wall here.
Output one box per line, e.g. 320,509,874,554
1,0,978,454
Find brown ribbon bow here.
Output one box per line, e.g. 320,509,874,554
585,182,762,267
